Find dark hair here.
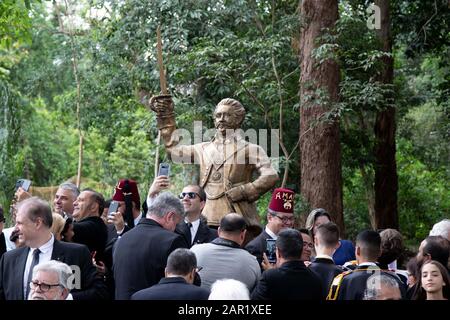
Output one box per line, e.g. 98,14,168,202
17,197,53,228
219,213,246,234
378,229,404,266
316,222,340,247
423,236,450,269
123,180,139,228
82,189,105,216
406,257,419,281
276,228,303,260
414,260,450,300
356,230,381,261
166,248,197,276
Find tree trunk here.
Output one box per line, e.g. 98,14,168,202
374,0,398,230
298,0,344,233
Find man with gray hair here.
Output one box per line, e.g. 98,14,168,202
113,192,188,300
363,273,402,300
53,182,80,218
28,260,73,300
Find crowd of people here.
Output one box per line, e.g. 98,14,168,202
0,177,448,301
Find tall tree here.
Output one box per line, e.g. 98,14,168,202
374,0,398,229
298,0,344,232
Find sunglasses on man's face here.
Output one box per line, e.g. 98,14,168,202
179,192,201,200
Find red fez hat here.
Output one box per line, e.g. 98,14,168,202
112,179,140,205
269,188,295,214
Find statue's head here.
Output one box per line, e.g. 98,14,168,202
214,98,246,135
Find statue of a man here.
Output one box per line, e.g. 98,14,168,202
149,95,278,238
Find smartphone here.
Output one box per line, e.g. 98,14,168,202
266,239,277,264
15,179,32,192
108,200,119,217
158,163,170,177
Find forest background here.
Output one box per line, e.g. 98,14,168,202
1,0,448,252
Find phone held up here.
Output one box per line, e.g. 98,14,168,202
266,238,277,264
108,200,119,217
15,179,32,192
158,163,170,177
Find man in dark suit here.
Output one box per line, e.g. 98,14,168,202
148,176,217,248
251,228,323,300
131,248,209,300
245,188,295,267
113,192,188,300
309,222,343,299
0,197,108,300
72,189,108,263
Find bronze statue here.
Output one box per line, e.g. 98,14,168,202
149,95,278,238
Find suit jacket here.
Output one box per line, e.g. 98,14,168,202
251,260,323,300
335,265,406,300
0,240,108,300
113,218,188,300
131,277,209,300
73,216,108,262
245,230,272,266
309,257,343,299
175,219,217,248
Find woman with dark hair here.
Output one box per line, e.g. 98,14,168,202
305,208,355,266
414,260,449,300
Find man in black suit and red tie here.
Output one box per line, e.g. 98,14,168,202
245,187,296,267
0,197,108,300
147,176,217,248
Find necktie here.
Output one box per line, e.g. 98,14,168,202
25,248,41,299
184,222,192,245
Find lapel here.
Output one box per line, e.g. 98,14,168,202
192,222,207,244
16,247,30,300
50,240,66,262
176,222,191,247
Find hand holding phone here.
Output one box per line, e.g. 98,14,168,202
265,239,277,264
15,179,32,192
108,201,119,217
158,163,170,177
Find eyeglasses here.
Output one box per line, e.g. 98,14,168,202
271,214,295,223
303,242,314,249
30,281,62,292
179,192,200,200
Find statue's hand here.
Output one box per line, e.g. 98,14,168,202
148,94,173,114
226,186,245,203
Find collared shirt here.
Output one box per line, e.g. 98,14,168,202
186,218,200,244
23,234,55,299
315,254,335,262
265,226,277,240
358,262,379,268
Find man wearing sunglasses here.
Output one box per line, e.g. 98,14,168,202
147,176,217,248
